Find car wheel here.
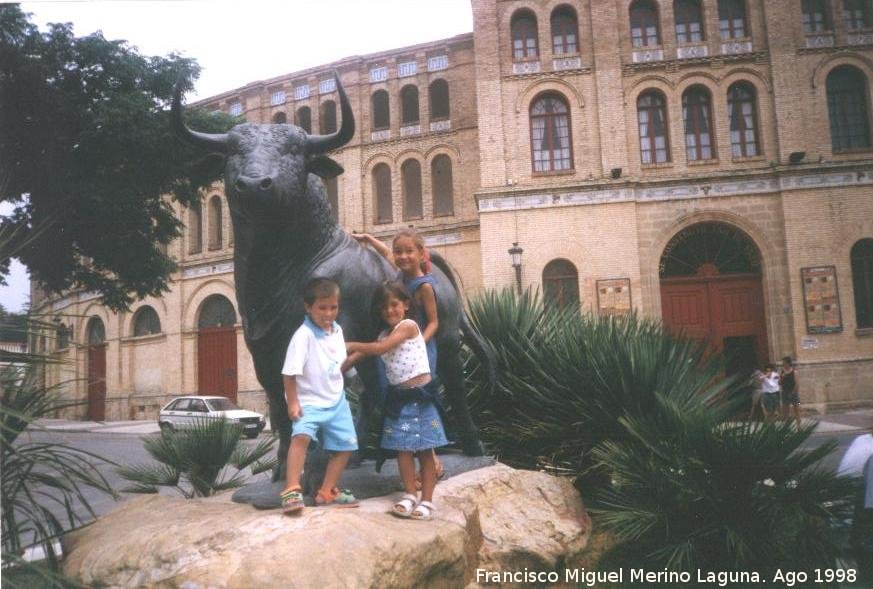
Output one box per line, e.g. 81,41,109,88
160,422,175,434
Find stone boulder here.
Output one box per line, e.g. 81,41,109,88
62,464,590,588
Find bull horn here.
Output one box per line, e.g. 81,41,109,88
307,71,355,154
172,82,228,153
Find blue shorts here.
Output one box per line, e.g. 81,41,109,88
291,393,358,452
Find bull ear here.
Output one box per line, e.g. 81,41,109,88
308,155,344,179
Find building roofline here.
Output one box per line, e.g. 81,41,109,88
191,32,473,107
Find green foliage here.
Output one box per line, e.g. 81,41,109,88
592,407,856,586
464,288,856,581
0,5,239,310
1,363,115,584
118,418,277,498
465,288,725,484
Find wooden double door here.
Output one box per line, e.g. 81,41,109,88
197,326,238,402
661,274,768,376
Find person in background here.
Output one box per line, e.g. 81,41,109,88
779,356,801,427
760,364,781,421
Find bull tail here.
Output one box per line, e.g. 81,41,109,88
429,252,499,388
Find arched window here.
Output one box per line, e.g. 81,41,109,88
851,238,873,328
319,100,337,134
133,306,162,336
400,85,419,125
728,82,760,158
543,259,579,309
551,6,579,55
718,0,747,39
844,0,873,29
87,317,105,345
401,159,423,220
373,163,393,223
429,79,450,121
630,0,661,47
637,90,671,164
296,106,312,133
683,86,714,161
675,0,705,43
511,10,539,60
432,155,454,217
803,0,832,32
208,195,222,250
324,177,339,224
188,202,202,254
372,90,390,130
530,93,573,172
660,222,761,277
827,66,871,151
198,295,236,329
272,112,287,124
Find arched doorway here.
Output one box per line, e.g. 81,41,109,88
659,222,768,378
197,295,238,401
86,317,107,421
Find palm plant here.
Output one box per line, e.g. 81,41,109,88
464,288,726,485
118,417,277,498
592,396,856,586
1,364,116,586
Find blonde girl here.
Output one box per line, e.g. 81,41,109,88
343,282,448,520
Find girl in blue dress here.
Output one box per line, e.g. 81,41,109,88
344,282,448,520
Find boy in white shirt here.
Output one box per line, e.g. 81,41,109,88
280,278,359,513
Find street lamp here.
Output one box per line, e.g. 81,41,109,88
508,242,523,294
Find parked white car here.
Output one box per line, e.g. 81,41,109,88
158,396,266,438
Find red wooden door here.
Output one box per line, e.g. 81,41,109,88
197,326,238,401
87,344,107,421
661,275,767,364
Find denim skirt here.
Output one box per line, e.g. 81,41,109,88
381,397,448,452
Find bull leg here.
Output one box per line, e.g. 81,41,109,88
353,356,382,463
269,389,291,482
438,341,485,456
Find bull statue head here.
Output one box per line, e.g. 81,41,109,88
172,72,355,223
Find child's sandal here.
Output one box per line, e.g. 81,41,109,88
392,493,418,518
316,487,359,508
411,500,436,521
280,486,304,514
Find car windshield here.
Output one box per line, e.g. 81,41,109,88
205,398,241,412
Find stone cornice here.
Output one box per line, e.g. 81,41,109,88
477,165,873,213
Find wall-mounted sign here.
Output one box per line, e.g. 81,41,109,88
801,266,842,334
597,278,632,315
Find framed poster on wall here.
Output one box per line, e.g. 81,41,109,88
801,266,842,334
597,278,632,315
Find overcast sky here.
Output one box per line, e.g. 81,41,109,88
0,0,475,313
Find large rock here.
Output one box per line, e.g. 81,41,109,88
63,465,590,588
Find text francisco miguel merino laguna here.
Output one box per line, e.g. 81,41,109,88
475,567,822,586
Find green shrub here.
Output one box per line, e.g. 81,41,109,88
463,288,856,582
465,288,725,485
592,399,856,586
118,418,277,498
1,363,115,587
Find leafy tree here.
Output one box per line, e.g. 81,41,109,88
0,4,238,310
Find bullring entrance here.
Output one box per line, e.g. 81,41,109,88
659,222,768,377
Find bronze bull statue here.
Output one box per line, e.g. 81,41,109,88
172,73,490,478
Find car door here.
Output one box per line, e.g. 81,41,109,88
188,398,210,426
170,399,192,427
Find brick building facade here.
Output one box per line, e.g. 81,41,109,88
33,0,873,418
